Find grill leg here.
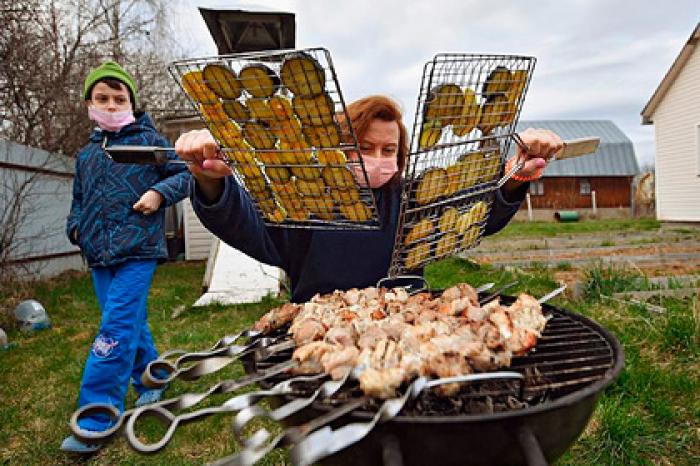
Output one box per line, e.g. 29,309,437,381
517,426,548,466
381,435,404,466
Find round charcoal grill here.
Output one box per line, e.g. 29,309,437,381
244,296,624,466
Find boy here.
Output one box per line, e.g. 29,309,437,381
61,61,190,453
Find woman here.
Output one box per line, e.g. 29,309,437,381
176,95,561,302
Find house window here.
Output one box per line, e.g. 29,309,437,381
580,178,591,195
529,180,544,196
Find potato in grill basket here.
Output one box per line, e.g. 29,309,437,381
303,123,342,148
424,83,463,126
239,64,280,98
418,119,443,150
295,178,327,197
330,186,360,205
413,168,447,206
199,102,229,123
479,95,517,134
482,65,512,98
202,63,242,100
281,52,326,97
339,201,371,222
271,117,306,145
293,92,335,126
242,121,276,150
322,166,356,190
403,217,434,246
405,241,431,270
246,98,276,123
461,225,481,249
269,95,295,120
444,160,470,196
438,207,459,233
222,100,250,121
271,179,297,199
181,70,218,104
452,88,481,138
317,149,347,166
435,232,458,258
303,196,335,220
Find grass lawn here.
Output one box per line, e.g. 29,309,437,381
1,258,698,465
487,218,662,239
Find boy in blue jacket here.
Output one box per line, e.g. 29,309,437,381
61,61,191,453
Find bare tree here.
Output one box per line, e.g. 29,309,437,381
0,0,191,157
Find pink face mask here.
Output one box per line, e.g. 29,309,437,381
88,106,135,132
351,155,399,188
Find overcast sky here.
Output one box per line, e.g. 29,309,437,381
172,0,700,167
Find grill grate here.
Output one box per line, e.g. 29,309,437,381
253,304,616,415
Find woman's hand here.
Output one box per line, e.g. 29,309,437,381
502,128,564,193
133,189,163,215
175,129,232,202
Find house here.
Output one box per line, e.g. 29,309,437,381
513,120,640,220
641,22,700,223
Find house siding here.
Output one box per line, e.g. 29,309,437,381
526,176,632,210
652,43,700,222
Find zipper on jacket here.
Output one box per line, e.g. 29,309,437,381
100,134,109,265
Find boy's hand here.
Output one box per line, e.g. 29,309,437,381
133,190,164,215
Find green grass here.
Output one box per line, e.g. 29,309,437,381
488,218,661,239
1,260,698,465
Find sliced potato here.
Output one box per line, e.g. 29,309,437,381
419,119,443,150
303,123,341,148
403,217,434,245
438,207,459,233
208,120,243,147
460,226,481,250
237,162,264,179
239,64,280,98
455,210,474,235
271,117,306,145
424,83,464,126
330,187,360,205
322,166,356,189
339,201,372,222
265,206,287,223
287,208,311,222
303,196,335,220
246,98,276,123
469,201,489,225
199,102,229,122
293,92,335,126
181,70,218,103
482,66,512,98
295,178,327,197
242,176,268,194
271,180,297,198
414,167,447,205
405,242,430,270
435,232,458,258
317,149,347,165
242,121,276,150
507,69,528,104
445,161,469,196
222,100,250,121
453,88,481,137
265,166,292,183
269,95,295,120
280,52,326,96
202,63,242,100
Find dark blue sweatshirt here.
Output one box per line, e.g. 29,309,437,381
191,177,525,302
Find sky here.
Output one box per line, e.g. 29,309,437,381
171,0,700,168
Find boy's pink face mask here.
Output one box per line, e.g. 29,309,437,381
350,154,399,188
88,105,135,132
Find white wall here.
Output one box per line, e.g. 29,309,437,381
652,44,700,222
184,198,215,260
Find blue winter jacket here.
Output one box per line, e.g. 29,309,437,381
191,176,527,303
66,112,190,267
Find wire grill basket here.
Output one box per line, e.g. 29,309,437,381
389,54,536,275
168,47,381,230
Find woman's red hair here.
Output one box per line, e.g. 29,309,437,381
339,95,410,174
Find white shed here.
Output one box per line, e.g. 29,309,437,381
641,22,700,223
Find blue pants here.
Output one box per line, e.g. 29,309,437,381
77,259,158,431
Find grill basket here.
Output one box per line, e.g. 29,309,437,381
389,54,536,275
168,47,381,230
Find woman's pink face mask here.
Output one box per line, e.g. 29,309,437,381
349,119,401,188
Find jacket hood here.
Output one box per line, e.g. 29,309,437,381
88,111,157,143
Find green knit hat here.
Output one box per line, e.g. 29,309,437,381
83,61,138,106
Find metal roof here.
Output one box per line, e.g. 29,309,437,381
515,120,640,177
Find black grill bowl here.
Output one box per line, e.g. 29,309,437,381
244,298,624,466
